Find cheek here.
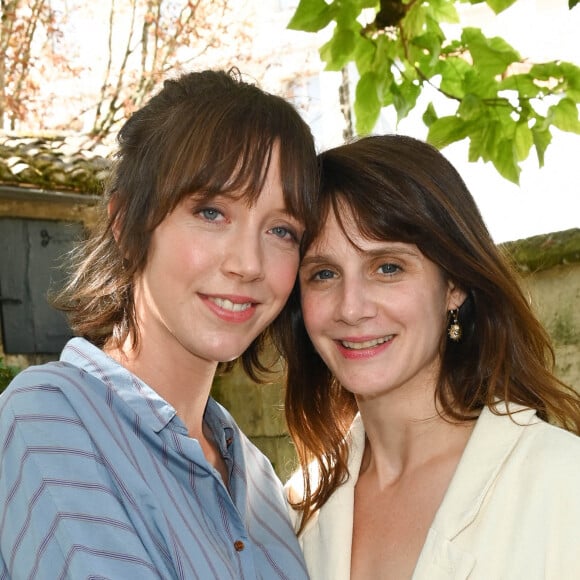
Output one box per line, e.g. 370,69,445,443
300,290,323,334
268,252,300,298
416,287,450,333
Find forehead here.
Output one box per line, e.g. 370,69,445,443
305,207,381,252
305,207,427,263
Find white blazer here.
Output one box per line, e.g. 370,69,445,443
286,404,580,579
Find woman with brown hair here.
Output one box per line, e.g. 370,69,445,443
279,134,580,579
0,69,317,578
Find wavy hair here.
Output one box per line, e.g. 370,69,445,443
53,68,318,379
274,134,580,533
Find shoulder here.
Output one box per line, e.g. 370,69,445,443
0,361,108,452
517,417,580,476
1,361,87,411
484,411,580,504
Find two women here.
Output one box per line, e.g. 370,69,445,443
0,69,317,578
281,134,580,579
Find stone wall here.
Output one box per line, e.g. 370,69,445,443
526,263,580,389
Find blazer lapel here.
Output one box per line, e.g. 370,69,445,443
411,404,537,579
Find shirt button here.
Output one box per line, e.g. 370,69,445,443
233,540,245,552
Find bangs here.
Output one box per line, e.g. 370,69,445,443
157,92,316,225
306,164,422,254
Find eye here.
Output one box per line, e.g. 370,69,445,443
313,269,336,281
378,263,400,275
198,207,224,222
269,225,299,242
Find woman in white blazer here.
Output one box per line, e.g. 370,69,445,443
276,134,580,579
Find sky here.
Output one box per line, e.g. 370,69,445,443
301,0,580,243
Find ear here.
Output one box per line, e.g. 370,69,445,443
446,280,467,311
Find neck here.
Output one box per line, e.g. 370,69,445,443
104,335,218,439
356,385,475,488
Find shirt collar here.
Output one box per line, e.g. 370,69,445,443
60,337,178,433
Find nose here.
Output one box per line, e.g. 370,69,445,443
335,277,377,325
222,232,265,281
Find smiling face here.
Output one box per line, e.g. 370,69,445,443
299,208,465,403
132,144,304,371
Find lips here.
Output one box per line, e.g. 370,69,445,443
209,296,253,312
335,334,394,359
340,335,394,350
201,294,258,323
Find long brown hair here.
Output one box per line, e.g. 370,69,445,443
53,68,318,379
274,134,580,532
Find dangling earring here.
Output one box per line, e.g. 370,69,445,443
447,308,462,341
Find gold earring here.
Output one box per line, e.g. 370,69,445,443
448,309,462,341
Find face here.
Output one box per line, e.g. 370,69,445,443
299,209,464,402
133,145,304,369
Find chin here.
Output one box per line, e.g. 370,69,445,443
216,343,255,363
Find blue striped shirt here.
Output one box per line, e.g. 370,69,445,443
0,338,308,579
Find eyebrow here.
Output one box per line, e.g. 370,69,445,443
300,255,332,269
187,193,301,219
301,244,421,268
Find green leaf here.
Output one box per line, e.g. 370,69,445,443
491,138,520,183
570,0,579,8
514,122,533,161
457,93,485,121
288,0,334,32
549,98,580,133
532,123,552,167
462,69,500,99
354,72,382,134
331,27,358,68
438,57,471,98
499,74,541,99
427,0,460,23
462,27,521,77
403,1,428,36
484,0,518,14
335,1,363,27
559,61,580,100
427,116,470,149
411,21,444,75
352,0,378,8
392,80,421,123
467,118,500,163
373,33,401,67
320,27,358,70
353,36,377,75
422,102,438,127
530,61,563,80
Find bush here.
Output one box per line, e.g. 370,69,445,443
0,357,20,393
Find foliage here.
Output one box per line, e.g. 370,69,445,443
0,0,73,131
0,0,260,140
288,0,580,183
0,357,19,393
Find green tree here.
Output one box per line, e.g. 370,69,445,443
289,0,580,183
